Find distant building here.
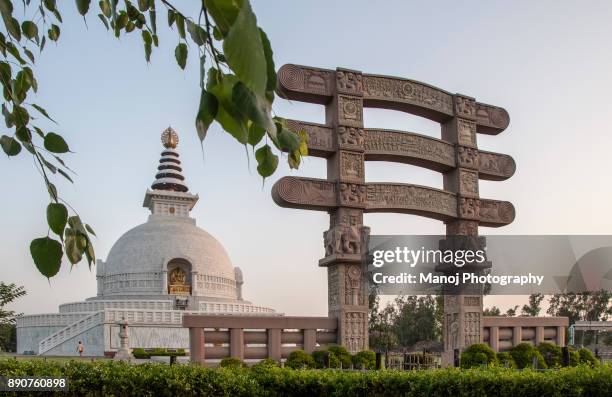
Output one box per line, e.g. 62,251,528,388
16,127,277,356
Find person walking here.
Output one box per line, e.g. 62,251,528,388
77,341,84,357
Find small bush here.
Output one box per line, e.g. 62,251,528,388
510,343,547,369
461,343,498,368
219,357,246,369
569,349,580,366
285,349,315,369
327,345,352,368
312,350,340,369
537,342,562,367
130,348,186,359
496,352,516,368
577,348,599,366
352,350,376,370
251,358,279,371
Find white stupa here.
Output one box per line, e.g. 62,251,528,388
16,127,277,356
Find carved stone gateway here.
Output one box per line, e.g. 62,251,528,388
273,64,515,358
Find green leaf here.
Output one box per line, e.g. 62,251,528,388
75,0,91,16
47,203,68,237
255,144,278,177
21,21,38,43
0,134,20,156
12,105,29,126
5,17,21,41
223,0,267,97
85,224,96,236
0,0,12,17
48,24,60,41
247,122,265,147
44,0,56,12
64,229,83,264
38,153,57,174
207,72,248,144
24,48,35,64
187,21,207,46
195,90,218,143
149,9,156,34
167,9,175,27
137,0,150,12
278,128,300,151
174,42,187,69
84,240,95,267
231,81,275,133
58,167,73,183
204,0,239,36
47,182,58,201
259,28,276,103
31,104,55,122
175,13,186,39
99,0,111,18
142,30,152,62
0,61,10,83
30,237,62,278
44,132,69,153
6,42,25,64
15,126,31,142
98,13,109,30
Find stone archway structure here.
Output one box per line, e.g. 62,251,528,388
271,64,516,358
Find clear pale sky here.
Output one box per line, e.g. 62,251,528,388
2,1,612,316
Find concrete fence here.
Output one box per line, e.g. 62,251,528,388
482,316,569,352
183,315,338,363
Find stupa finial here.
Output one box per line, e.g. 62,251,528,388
161,126,179,149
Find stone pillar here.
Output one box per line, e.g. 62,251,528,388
267,328,281,361
230,328,244,360
490,326,499,352
303,329,317,354
321,68,368,353
535,326,544,345
114,319,133,361
556,326,565,346
162,269,168,294
441,94,484,366
189,327,205,364
513,326,522,347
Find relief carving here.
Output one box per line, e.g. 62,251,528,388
446,313,459,350
336,69,363,96
337,95,363,127
323,225,363,255
286,120,333,152
478,200,515,224
366,184,457,218
459,197,480,219
365,129,455,167
459,169,479,196
478,152,516,179
457,146,479,169
464,296,480,306
457,119,477,146
343,312,367,353
362,75,453,114
475,103,510,129
277,64,333,96
340,151,364,181
338,126,365,148
339,183,366,206
454,96,476,119
464,312,481,346
273,177,336,209
446,220,479,236
328,266,339,308
344,265,363,305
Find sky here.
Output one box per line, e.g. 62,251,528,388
2,1,612,317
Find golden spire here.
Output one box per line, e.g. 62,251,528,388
161,126,179,149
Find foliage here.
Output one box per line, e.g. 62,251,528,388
351,350,376,369
326,345,351,368
536,342,562,367
521,293,544,316
0,282,25,324
2,359,612,396
0,0,305,278
392,295,442,347
251,358,278,371
509,343,547,369
505,305,519,317
311,350,340,369
131,348,186,359
496,352,516,368
547,290,612,324
460,343,498,369
0,323,16,352
285,349,314,369
219,356,247,369
577,347,599,367
483,306,501,316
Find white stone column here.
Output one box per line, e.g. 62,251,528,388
191,271,198,295
162,269,168,294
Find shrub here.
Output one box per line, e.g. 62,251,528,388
285,350,315,369
130,348,186,359
352,350,376,370
496,352,516,368
327,345,352,368
219,357,246,369
132,348,148,359
312,350,340,369
510,343,547,369
577,348,599,366
251,358,279,371
537,342,562,367
569,349,580,366
460,343,498,368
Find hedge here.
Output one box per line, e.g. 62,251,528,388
0,359,611,396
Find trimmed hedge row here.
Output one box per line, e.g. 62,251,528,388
131,348,186,359
1,359,611,396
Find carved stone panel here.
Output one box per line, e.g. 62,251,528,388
285,120,333,155
366,183,457,219
458,197,480,220
328,266,340,309
365,128,455,168
272,177,336,210
464,312,481,345
337,95,363,127
277,64,333,99
457,146,479,170
454,95,476,120
478,199,516,225
338,183,367,207
464,296,480,306
475,103,510,132
340,151,364,182
362,75,453,115
342,311,368,353
344,264,363,305
458,169,479,197
338,126,365,150
446,220,479,236
336,68,363,96
324,225,363,256
478,151,516,180
457,119,477,147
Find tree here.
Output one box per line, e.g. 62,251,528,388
505,305,519,317
392,295,441,348
521,293,544,316
483,306,501,316
0,0,305,278
547,291,612,324
0,282,26,352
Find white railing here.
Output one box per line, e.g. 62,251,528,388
59,300,173,313
16,313,89,328
38,311,104,355
198,302,276,314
